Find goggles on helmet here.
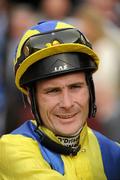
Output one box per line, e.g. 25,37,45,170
15,28,92,73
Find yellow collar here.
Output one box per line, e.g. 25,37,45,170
31,120,88,149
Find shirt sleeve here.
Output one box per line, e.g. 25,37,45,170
0,134,64,180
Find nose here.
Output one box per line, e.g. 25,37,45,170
60,89,73,109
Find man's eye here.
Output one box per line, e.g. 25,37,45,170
71,85,81,89
46,88,60,94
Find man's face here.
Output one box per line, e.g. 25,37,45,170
36,72,89,136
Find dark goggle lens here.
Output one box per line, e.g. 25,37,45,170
23,29,92,57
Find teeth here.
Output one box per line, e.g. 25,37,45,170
56,115,74,119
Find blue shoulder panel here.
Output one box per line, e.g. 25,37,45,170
30,20,58,33
11,120,64,175
94,130,120,180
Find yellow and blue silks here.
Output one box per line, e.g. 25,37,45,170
0,120,120,180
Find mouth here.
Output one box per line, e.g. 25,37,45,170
55,113,78,119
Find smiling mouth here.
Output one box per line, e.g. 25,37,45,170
56,113,77,119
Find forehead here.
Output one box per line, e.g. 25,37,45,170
37,72,86,87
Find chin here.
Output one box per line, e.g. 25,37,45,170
56,127,81,136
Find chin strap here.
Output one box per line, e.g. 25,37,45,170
34,127,81,156
86,73,97,118
29,85,81,156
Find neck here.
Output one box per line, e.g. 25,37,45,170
32,120,88,155
56,128,82,149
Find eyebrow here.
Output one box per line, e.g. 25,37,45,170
68,82,85,87
42,82,86,92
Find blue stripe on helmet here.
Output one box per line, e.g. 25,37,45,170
30,20,58,33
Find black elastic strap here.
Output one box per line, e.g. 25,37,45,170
86,73,97,118
29,86,41,127
34,127,81,156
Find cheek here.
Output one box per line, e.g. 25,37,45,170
83,90,90,113
37,99,50,125
77,89,89,105
38,97,48,114
37,95,58,116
